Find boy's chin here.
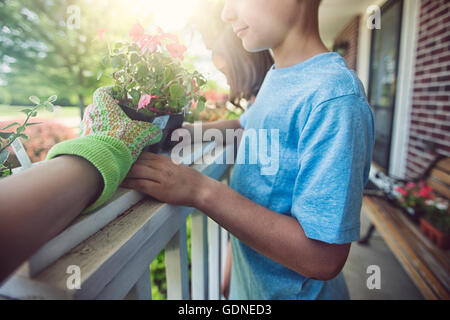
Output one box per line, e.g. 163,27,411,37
242,39,271,53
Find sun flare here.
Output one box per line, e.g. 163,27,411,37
133,0,201,32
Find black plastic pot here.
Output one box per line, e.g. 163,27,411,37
120,104,186,154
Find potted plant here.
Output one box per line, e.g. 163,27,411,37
98,23,207,153
419,198,450,249
393,181,436,223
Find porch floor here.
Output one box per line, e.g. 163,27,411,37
342,209,424,300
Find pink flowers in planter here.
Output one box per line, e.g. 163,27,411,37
166,42,188,60
394,180,438,216
128,22,187,59
129,22,145,43
140,35,161,54
138,94,159,110
395,181,435,200
104,21,207,116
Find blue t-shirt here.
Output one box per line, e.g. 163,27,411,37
229,52,375,300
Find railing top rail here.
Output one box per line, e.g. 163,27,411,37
0,142,234,300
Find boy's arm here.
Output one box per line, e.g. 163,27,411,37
197,178,351,281
121,153,350,281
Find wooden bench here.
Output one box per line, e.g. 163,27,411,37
360,157,450,300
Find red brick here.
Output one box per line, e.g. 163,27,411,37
437,75,450,82
434,95,450,101
438,55,450,63
433,113,447,121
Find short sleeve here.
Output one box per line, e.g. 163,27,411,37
291,95,374,244
239,106,251,129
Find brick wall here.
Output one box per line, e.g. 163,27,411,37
406,0,450,180
333,16,360,70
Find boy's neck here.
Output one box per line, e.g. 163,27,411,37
272,12,329,69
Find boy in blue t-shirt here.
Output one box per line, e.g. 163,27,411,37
121,0,375,299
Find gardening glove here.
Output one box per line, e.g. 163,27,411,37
46,86,163,214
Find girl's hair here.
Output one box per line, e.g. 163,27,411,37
212,26,274,107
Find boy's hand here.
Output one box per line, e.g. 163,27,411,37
120,152,211,207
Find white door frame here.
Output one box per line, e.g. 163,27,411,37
357,0,421,179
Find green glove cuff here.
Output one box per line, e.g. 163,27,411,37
46,135,133,214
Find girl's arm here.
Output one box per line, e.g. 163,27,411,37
0,155,102,283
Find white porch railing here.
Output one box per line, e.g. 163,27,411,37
0,141,235,300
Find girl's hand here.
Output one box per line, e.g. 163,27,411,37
120,152,211,207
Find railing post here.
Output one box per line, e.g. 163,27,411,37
165,221,189,300
208,217,221,300
191,210,208,300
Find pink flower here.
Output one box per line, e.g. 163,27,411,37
138,94,159,110
405,182,416,189
419,185,433,198
129,22,145,43
395,187,408,196
97,28,108,41
167,42,187,60
156,26,180,42
140,35,160,53
192,79,199,93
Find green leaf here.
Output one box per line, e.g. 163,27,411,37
47,95,57,103
196,99,205,112
111,54,126,69
26,122,42,127
164,68,173,83
29,96,40,105
0,132,13,139
137,64,150,79
18,133,29,140
1,122,19,130
127,44,139,52
43,101,54,112
130,53,140,65
130,90,140,105
102,55,109,67
169,83,184,100
31,111,38,117
97,71,103,81
20,109,33,114
0,150,10,165
126,81,137,90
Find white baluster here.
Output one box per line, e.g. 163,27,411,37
208,217,220,300
135,266,152,300
191,210,208,300
165,222,189,300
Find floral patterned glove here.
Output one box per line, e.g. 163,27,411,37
46,86,163,214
